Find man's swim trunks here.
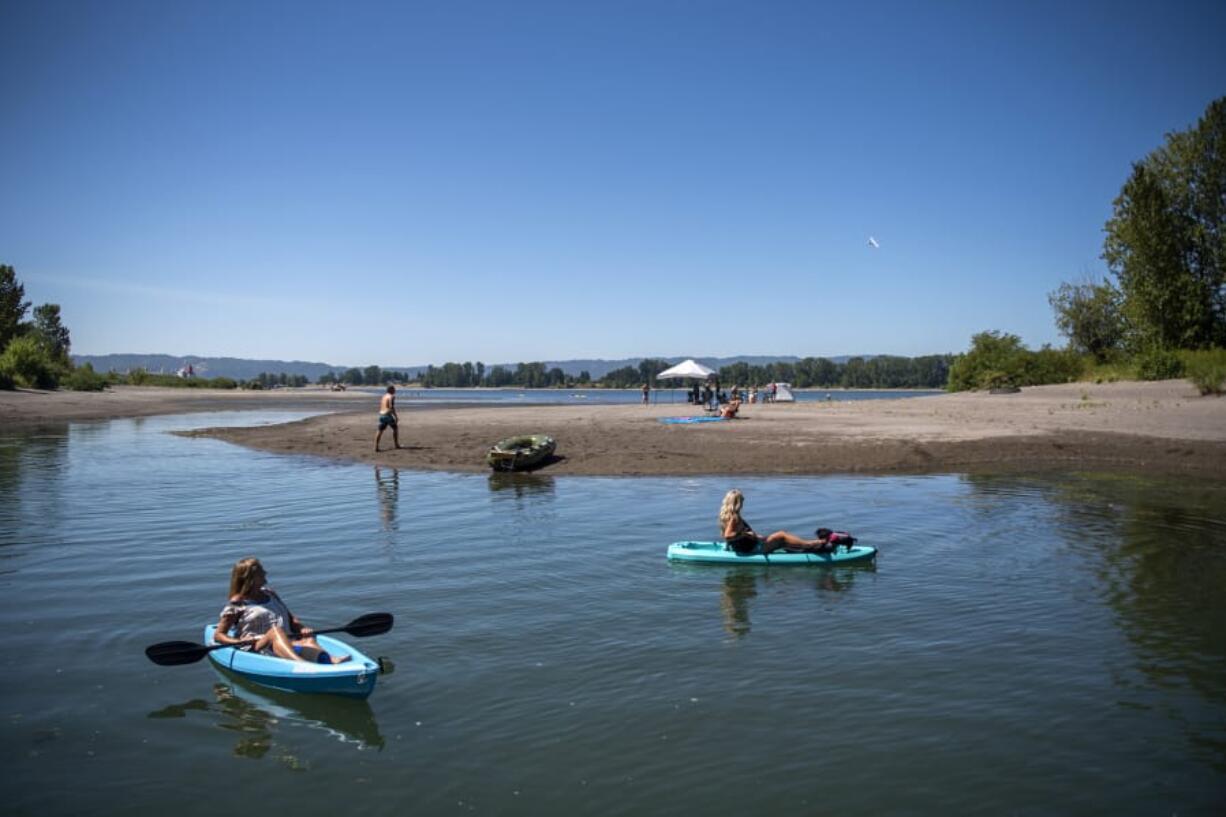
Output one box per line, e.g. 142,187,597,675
378,413,397,429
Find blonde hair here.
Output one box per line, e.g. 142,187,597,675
229,557,265,598
718,489,744,529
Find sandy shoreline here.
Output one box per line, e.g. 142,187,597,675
4,381,1224,478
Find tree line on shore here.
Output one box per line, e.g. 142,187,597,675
3,99,1222,395
406,354,952,390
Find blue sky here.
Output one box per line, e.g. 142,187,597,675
2,1,1223,367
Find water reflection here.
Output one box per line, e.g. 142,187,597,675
486,472,556,499
719,569,757,637
0,432,68,555
962,472,1226,769
374,466,399,531
149,673,385,757
715,565,869,638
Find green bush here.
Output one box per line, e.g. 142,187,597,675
948,332,1084,391
1135,347,1185,381
0,335,60,388
1022,346,1084,385
948,331,1028,391
0,369,13,390
64,362,108,391
1182,348,1226,395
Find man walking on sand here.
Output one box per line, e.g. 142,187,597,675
375,385,401,452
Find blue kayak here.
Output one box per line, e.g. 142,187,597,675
667,540,878,565
203,625,381,699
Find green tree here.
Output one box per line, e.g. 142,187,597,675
600,365,641,388
486,365,512,387
1103,97,1226,350
0,335,59,389
30,304,71,362
1,264,31,350
947,331,1028,391
1048,280,1125,361
637,358,671,385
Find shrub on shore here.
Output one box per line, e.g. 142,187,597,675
63,362,108,391
0,335,61,389
947,331,1082,391
1183,349,1226,395
111,371,240,389
1134,348,1185,381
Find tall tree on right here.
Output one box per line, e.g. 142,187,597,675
1102,97,1226,350
0,264,31,351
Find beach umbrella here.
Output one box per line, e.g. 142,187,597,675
655,359,716,404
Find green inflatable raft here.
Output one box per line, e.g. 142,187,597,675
486,434,556,472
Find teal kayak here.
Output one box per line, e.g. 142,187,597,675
667,540,877,565
203,625,381,699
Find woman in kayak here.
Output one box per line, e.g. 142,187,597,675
214,557,350,664
719,489,828,555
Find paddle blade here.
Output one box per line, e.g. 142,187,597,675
145,640,212,666
340,613,393,638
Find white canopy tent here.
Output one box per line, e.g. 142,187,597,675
654,359,716,405
656,359,715,380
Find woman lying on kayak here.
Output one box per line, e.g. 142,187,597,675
719,489,829,555
214,557,351,664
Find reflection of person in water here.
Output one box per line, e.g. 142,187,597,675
719,570,758,637
375,465,399,531
212,682,278,759
816,570,848,593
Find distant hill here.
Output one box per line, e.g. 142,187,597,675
71,353,870,382
71,354,351,382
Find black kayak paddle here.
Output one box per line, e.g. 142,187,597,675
144,612,394,666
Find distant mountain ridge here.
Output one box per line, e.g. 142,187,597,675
71,353,870,381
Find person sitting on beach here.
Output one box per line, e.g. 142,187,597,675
375,385,401,452
214,557,351,664
719,398,741,419
718,489,828,555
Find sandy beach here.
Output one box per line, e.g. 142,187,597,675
4,381,1224,477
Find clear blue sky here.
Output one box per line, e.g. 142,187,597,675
2,1,1223,367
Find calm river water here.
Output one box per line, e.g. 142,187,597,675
1,411,1224,816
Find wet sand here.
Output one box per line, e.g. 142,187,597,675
7,381,1217,477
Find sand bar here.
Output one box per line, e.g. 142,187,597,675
4,381,1224,478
